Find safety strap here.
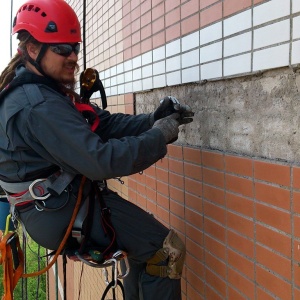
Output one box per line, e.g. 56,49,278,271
0,231,24,300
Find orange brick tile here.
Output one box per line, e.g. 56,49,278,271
146,198,157,214
157,191,169,209
227,230,254,258
185,191,202,213
187,283,204,300
136,181,146,196
295,289,300,300
141,36,152,53
227,249,254,279
170,213,185,233
223,0,252,17
203,201,226,225
137,194,147,209
181,0,200,19
294,215,300,238
185,177,202,197
169,158,184,174
186,251,204,278
256,244,291,280
228,287,246,300
170,185,185,203
228,268,255,300
186,222,203,246
152,16,165,35
203,184,225,206
169,172,184,189
152,2,165,20
156,167,168,183
170,200,184,218
186,237,204,261
141,23,152,39
200,2,222,27
254,160,290,186
204,235,226,260
225,155,253,177
145,175,156,190
256,224,291,258
184,162,202,181
202,151,224,170
205,269,226,299
204,218,226,243
227,211,254,238
256,266,292,300
181,13,200,36
186,207,203,229
203,168,225,188
226,192,254,218
168,144,183,159
256,203,291,234
152,31,166,48
156,157,169,170
293,166,300,189
156,180,169,197
226,174,253,198
293,240,300,262
205,252,226,279
186,268,205,295
145,186,156,202
255,182,290,210
183,146,201,164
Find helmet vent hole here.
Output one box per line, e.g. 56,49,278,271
41,12,47,17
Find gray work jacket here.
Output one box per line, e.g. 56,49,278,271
0,67,167,183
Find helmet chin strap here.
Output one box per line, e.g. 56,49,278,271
28,44,49,77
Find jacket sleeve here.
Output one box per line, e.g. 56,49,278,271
92,104,153,142
22,92,167,181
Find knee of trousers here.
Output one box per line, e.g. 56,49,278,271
145,229,186,279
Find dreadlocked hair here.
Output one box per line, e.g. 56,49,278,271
0,32,41,91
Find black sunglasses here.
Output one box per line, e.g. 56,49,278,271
49,43,80,57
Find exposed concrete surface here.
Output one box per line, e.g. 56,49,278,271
136,66,300,163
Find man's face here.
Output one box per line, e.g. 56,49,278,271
40,44,79,85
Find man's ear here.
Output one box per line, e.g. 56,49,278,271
26,43,41,60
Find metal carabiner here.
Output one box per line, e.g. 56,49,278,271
28,178,51,200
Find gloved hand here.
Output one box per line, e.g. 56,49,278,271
150,96,194,126
153,113,180,144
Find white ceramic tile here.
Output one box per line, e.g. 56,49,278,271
253,44,289,71
116,63,124,73
292,41,300,65
182,49,200,68
110,66,117,76
200,41,222,63
153,46,165,61
166,55,181,72
124,60,132,72
104,68,111,78
166,39,181,57
103,78,110,88
293,16,300,39
201,60,222,80
182,31,200,52
124,82,133,93
110,86,118,95
124,70,133,81
116,73,125,84
142,65,152,77
110,75,117,86
224,53,251,76
153,61,165,75
142,51,153,65
166,71,181,86
153,74,166,88
142,77,153,90
224,32,252,57
132,80,142,92
253,0,290,26
293,0,300,13
132,68,142,80
117,84,125,95
200,21,222,45
224,10,252,37
182,66,200,83
132,56,142,68
254,20,290,49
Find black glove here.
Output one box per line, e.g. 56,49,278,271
151,96,194,126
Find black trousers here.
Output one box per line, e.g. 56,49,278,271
17,180,182,300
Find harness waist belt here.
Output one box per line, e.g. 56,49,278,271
0,171,76,206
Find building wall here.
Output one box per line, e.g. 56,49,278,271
48,0,300,299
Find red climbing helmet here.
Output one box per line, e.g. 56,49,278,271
12,0,82,43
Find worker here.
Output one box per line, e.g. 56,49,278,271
0,0,194,299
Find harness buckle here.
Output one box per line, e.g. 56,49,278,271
28,179,51,200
